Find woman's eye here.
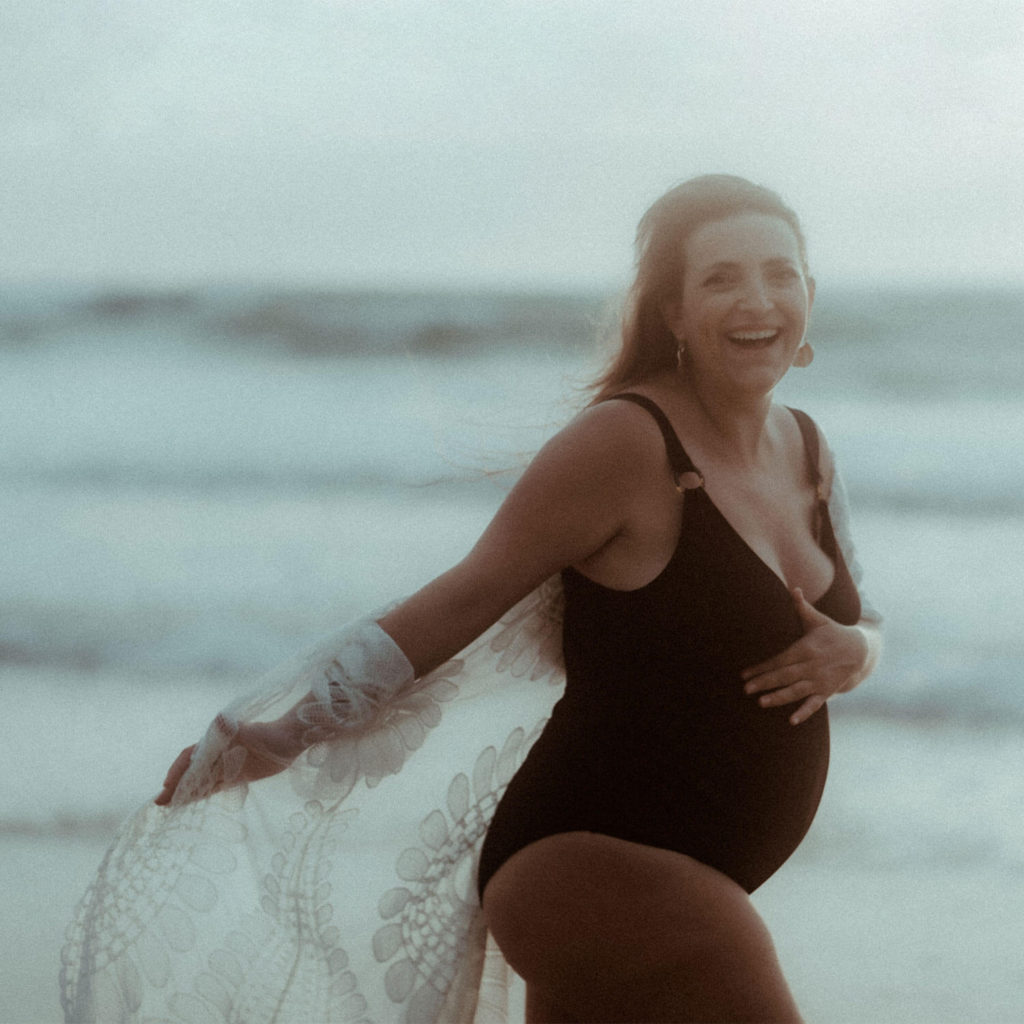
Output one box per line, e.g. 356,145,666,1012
704,274,733,287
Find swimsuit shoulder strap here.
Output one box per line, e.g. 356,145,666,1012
786,406,825,497
787,406,832,546
605,392,703,491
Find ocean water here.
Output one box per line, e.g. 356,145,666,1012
2,284,1022,868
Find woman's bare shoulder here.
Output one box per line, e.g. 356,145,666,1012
563,395,668,442
530,396,670,481
485,396,673,554
435,398,673,618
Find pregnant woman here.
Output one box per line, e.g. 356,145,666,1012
65,174,880,1024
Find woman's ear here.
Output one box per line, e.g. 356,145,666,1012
661,300,685,342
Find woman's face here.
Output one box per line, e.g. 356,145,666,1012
667,212,814,397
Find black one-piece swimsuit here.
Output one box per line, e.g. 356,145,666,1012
477,393,862,900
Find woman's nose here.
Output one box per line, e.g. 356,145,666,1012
736,278,773,311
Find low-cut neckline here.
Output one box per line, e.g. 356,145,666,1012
650,398,839,606
568,398,838,603
565,482,838,606
693,484,838,608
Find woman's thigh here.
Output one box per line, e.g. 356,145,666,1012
481,831,802,1024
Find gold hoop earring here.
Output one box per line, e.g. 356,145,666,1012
793,342,814,368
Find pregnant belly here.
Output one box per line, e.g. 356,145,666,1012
521,696,831,892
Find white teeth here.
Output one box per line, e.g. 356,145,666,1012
729,329,778,341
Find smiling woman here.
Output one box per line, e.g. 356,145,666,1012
474,178,880,1022
62,175,881,1024
666,212,816,396
592,175,812,400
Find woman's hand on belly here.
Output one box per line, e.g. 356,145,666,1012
739,587,876,725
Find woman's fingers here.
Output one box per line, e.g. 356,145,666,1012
743,657,810,694
753,679,815,708
742,653,784,682
749,677,828,725
741,602,864,725
744,592,838,682
743,658,840,725
155,745,196,806
788,693,827,726
154,721,303,808
742,638,815,684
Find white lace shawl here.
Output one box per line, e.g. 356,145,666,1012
60,476,877,1024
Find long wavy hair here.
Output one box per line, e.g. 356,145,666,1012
589,175,809,403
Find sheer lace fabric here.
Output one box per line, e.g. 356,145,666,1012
61,479,876,1024
61,579,565,1024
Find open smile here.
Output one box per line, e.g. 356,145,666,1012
726,329,780,349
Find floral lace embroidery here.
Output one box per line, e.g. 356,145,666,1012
171,800,369,1024
61,581,568,1023
372,725,544,1022
59,796,247,1018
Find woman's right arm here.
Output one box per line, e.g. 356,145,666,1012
157,402,660,804
376,400,657,675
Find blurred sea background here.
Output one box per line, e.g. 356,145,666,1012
3,282,1023,1021
6,1,1024,1019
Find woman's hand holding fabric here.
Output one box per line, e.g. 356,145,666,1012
153,616,418,806
741,587,871,725
154,718,304,806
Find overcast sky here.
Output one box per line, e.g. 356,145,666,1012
2,0,1022,289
